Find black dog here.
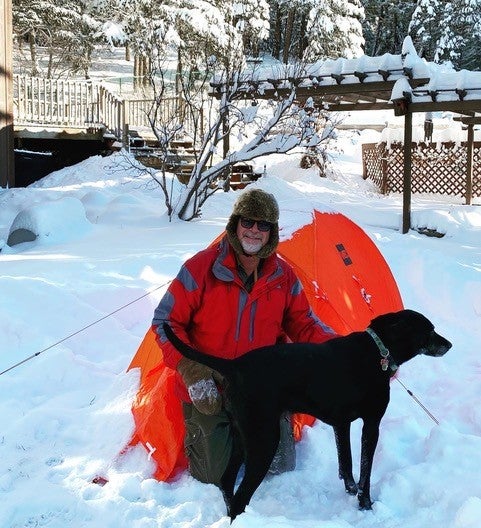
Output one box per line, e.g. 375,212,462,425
163,309,451,521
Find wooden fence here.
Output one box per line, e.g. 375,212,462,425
362,142,481,199
13,75,202,143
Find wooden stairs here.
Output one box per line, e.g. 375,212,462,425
130,134,261,190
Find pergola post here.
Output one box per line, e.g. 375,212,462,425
465,123,474,205
0,0,14,188
402,109,413,234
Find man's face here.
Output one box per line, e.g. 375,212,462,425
236,217,271,255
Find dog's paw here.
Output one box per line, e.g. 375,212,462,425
357,493,373,510
227,497,246,523
344,481,358,495
339,473,358,495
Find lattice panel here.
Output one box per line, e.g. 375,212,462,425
473,148,481,197
385,149,403,193
362,143,386,191
413,144,466,197
363,142,481,198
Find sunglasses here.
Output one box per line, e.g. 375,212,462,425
240,217,273,232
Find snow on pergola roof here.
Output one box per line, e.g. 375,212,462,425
211,37,481,118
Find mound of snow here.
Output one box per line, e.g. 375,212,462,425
7,196,92,247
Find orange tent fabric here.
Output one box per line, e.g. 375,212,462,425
127,327,187,481
279,210,403,335
126,210,403,481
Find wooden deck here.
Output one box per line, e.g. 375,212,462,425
12,75,196,144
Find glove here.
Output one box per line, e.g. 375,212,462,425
177,357,222,415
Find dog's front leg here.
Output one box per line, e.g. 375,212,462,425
333,423,357,495
357,418,381,510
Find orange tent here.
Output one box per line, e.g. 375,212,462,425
126,210,403,481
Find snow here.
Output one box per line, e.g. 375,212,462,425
1,127,481,528
7,197,92,245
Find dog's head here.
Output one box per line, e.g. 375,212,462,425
369,309,452,365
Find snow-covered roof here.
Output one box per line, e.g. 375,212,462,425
211,36,481,117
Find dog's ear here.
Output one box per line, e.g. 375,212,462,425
369,311,405,336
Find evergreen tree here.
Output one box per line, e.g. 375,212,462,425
409,0,481,70
14,0,80,77
362,0,416,56
408,0,445,61
305,0,365,60
435,0,481,70
13,0,106,78
267,0,314,62
114,0,246,83
233,0,270,57
267,0,364,63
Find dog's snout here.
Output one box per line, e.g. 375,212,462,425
429,330,452,356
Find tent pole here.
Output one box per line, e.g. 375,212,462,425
402,109,413,234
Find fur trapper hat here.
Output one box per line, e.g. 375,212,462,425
226,188,279,258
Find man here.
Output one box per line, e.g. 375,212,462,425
153,188,335,486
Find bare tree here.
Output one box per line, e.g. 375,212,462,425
141,60,337,221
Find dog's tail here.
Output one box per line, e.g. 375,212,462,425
162,323,234,376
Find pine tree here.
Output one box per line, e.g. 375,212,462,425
13,0,106,78
233,0,270,58
267,0,314,62
435,0,481,70
266,0,364,63
409,0,481,70
362,0,416,56
305,0,365,60
408,0,445,61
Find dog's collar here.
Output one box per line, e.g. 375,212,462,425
366,327,398,373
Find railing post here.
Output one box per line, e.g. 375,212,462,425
99,85,105,127
122,99,129,147
118,98,124,143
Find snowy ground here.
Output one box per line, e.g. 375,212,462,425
1,128,481,528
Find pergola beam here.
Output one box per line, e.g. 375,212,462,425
409,100,481,114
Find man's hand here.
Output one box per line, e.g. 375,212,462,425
177,357,222,415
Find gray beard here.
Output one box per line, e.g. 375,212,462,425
241,239,263,254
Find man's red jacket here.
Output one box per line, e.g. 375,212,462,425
152,235,336,403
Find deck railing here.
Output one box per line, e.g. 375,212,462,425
12,75,201,143
14,75,102,128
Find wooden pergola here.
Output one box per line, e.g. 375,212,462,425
212,47,481,233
